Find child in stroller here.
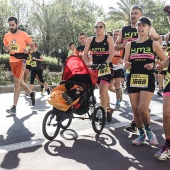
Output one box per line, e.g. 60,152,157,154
62,85,84,105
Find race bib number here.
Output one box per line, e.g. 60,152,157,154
130,74,148,88
31,61,37,67
10,44,20,52
98,66,111,77
164,72,170,88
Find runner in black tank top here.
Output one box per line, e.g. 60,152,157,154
124,16,166,147
83,21,114,122
127,39,155,93
115,5,161,133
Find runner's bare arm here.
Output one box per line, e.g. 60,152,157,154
82,37,92,65
114,29,127,50
149,27,162,44
106,36,114,63
165,32,170,44
124,42,131,69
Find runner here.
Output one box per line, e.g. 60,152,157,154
156,44,168,97
124,16,166,146
115,5,162,132
83,21,114,122
155,52,170,160
155,6,170,160
76,32,88,57
108,29,124,110
3,17,36,114
29,43,50,95
67,42,77,57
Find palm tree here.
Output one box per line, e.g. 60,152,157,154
29,0,65,55
107,0,157,25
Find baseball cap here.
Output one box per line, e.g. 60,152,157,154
136,17,151,26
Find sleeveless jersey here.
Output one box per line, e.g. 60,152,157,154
130,39,155,74
122,25,138,58
90,35,109,64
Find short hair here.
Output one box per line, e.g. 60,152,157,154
130,5,143,13
79,32,86,36
68,42,74,46
8,17,18,24
95,21,106,28
113,29,120,33
107,31,112,36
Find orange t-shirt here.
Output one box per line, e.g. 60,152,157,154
3,31,32,62
112,50,123,65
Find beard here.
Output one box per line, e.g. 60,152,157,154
10,27,17,33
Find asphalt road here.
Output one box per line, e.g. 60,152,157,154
0,88,169,170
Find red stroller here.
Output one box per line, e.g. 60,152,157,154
42,56,106,140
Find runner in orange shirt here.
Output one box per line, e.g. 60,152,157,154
3,16,36,114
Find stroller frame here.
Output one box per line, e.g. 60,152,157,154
42,56,106,141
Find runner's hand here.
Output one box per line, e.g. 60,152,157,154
156,60,163,73
23,48,29,54
98,62,107,69
124,61,131,69
144,62,154,70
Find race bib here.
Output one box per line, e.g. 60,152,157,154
98,66,111,77
130,74,148,88
31,61,37,67
10,44,20,52
164,72,170,88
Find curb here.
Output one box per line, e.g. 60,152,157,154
0,85,57,93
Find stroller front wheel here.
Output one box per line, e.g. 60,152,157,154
42,110,60,140
92,106,106,134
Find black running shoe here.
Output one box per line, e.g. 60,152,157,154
125,121,137,133
30,91,36,106
6,106,16,114
47,88,50,95
107,108,114,122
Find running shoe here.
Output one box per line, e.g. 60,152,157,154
114,103,120,111
30,91,36,106
132,135,146,146
155,142,170,160
125,121,137,133
146,131,158,145
46,88,50,95
6,106,16,114
107,108,114,122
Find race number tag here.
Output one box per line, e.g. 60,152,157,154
130,74,148,88
31,61,37,67
98,66,111,77
10,44,20,52
164,72,170,89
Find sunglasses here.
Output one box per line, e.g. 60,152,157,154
167,11,170,16
94,25,104,29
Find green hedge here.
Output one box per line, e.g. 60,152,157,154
0,54,62,72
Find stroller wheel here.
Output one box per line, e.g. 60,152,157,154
42,109,60,140
60,114,73,130
92,106,106,134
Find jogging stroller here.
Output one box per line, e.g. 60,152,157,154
42,55,106,140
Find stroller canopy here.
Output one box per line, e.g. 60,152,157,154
62,55,98,85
